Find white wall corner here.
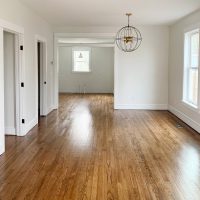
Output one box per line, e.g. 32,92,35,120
114,104,168,110
169,105,200,133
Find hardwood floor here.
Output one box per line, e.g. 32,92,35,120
1,94,200,200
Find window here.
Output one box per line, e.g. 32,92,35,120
72,47,91,72
183,29,200,107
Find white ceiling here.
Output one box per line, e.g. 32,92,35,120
20,0,200,26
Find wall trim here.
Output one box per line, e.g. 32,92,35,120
114,104,168,110
58,43,115,48
5,127,16,135
47,105,55,114
52,104,58,110
54,33,116,38
0,19,24,34
183,22,200,33
169,105,200,133
21,116,38,137
0,144,5,156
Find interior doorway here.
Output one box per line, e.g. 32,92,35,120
3,30,23,137
35,36,48,118
54,35,115,109
3,31,16,135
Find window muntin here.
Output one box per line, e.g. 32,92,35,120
72,47,91,72
184,29,199,107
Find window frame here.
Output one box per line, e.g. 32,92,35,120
72,47,92,73
183,28,200,110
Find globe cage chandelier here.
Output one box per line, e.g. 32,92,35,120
116,13,142,52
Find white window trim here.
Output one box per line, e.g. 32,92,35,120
182,28,200,111
182,100,199,112
72,47,91,73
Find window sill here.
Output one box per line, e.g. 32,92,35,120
181,100,199,112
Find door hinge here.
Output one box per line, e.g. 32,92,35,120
22,119,25,124
20,45,23,51
21,82,24,87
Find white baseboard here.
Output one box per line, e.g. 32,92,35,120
5,127,16,135
47,105,55,114
169,105,200,133
114,104,168,110
0,145,5,155
19,105,56,137
51,104,58,110
21,116,38,137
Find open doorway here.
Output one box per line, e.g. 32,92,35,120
3,31,17,135
3,30,23,137
35,36,48,118
54,35,115,109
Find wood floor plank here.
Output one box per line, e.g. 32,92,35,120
0,94,200,200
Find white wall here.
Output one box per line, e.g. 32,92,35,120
59,46,114,93
0,0,54,121
4,31,16,135
169,10,200,133
0,0,54,154
115,26,169,109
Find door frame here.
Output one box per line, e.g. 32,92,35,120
35,35,48,117
0,19,24,154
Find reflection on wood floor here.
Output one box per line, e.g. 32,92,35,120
0,94,200,200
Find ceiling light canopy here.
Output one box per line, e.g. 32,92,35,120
116,13,142,52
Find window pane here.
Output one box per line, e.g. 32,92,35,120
188,68,198,105
184,30,200,107
73,50,90,72
190,33,199,68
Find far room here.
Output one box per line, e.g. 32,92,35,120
57,37,114,97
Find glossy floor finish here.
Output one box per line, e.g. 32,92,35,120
1,94,200,200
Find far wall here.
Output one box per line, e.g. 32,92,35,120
58,46,114,93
